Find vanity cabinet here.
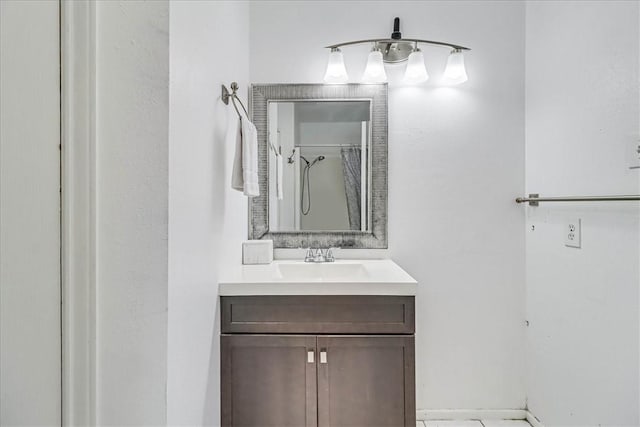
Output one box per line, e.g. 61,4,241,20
220,296,415,427
221,335,317,427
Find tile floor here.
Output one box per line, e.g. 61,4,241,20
418,420,532,427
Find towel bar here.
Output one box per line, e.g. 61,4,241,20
516,193,640,206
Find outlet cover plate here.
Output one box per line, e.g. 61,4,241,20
565,218,581,248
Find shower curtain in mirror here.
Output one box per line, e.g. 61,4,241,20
340,146,361,231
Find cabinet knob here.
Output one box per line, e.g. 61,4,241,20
320,349,327,364
307,350,314,363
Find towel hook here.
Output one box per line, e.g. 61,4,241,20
222,81,249,118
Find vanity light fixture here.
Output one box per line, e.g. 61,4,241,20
323,48,349,84
403,45,429,83
323,17,470,85
442,48,468,84
361,48,388,83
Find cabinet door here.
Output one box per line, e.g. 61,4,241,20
221,335,317,427
317,336,415,427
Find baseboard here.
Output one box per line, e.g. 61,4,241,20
526,410,544,427
417,409,528,421
416,409,544,426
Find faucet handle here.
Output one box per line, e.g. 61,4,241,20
325,247,340,262
304,247,315,262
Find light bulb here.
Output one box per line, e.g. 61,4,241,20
323,48,349,83
403,49,429,83
361,50,387,83
442,49,468,85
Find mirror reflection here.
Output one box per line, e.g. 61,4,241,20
268,100,371,232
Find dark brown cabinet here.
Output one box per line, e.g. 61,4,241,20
221,296,415,427
317,336,414,427
221,335,317,427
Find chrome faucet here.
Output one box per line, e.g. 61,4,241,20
304,247,338,263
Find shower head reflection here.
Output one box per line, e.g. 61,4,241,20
300,155,325,168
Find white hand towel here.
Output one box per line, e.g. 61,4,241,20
231,119,244,192
231,116,260,197
241,117,259,197
276,152,284,200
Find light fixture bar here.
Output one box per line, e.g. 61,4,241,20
322,17,470,83
325,38,470,52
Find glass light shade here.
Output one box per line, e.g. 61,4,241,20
361,50,387,83
403,50,429,83
442,49,468,84
323,49,349,83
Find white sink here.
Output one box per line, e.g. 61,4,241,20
275,262,370,282
219,259,417,296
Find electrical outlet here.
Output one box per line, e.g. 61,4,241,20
565,218,581,248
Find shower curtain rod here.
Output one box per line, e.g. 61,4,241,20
516,193,640,206
295,143,362,147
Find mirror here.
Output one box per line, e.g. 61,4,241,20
268,100,371,232
249,84,387,249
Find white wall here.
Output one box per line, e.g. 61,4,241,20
250,1,527,410
0,1,61,424
525,2,640,426
95,1,169,424
168,1,249,425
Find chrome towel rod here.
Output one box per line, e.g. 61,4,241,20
222,82,248,118
516,193,640,206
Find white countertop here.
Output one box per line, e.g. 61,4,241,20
218,259,417,296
